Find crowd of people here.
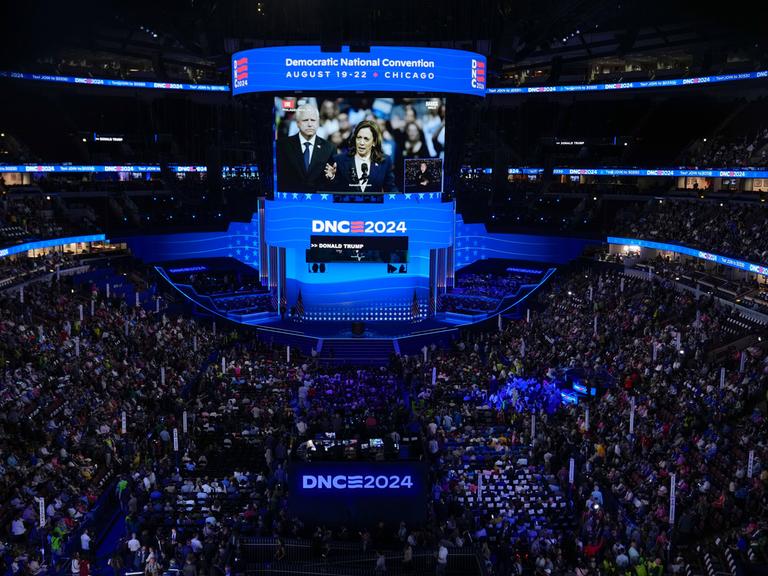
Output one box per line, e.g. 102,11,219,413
0,253,79,288
0,174,247,241
415,266,767,574
184,272,264,299
613,199,768,265
276,98,446,165
685,126,768,168
442,272,532,314
1,256,767,576
0,194,73,245
625,254,768,315
0,263,227,576
453,273,527,301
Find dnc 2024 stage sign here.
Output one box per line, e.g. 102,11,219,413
231,46,486,96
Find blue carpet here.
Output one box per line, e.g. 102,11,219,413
93,514,125,576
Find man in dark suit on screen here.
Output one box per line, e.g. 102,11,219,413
276,103,336,192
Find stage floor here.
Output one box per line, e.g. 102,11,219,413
155,258,556,343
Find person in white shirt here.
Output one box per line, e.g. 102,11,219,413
80,530,91,553
437,543,449,575
127,533,141,553
11,516,25,541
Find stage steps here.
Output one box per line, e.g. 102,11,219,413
317,338,395,364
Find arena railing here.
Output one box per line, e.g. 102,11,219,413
239,537,486,576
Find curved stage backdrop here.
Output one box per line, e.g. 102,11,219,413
119,205,597,323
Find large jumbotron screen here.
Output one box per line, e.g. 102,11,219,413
273,96,445,194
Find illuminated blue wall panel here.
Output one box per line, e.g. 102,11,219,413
455,214,596,267
118,207,597,321
117,215,260,269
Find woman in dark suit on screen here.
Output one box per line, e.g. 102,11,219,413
324,120,398,193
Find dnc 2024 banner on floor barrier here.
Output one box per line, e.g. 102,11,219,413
288,461,427,527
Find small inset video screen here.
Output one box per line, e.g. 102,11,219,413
404,158,443,193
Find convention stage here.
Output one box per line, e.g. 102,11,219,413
155,256,556,360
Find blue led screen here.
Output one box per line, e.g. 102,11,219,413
232,46,486,96
265,194,453,320
454,214,597,268
117,215,260,269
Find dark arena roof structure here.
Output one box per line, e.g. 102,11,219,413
0,2,767,576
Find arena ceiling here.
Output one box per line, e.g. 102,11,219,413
1,0,765,84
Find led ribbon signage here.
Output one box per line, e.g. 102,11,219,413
489,70,768,94
0,165,160,173
0,234,106,258
0,165,257,174
0,71,227,92
3,67,767,96
555,168,768,178
503,167,768,179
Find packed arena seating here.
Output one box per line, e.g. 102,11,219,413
9,168,768,251
626,255,768,315
4,6,768,576
685,131,768,168
441,270,537,314
3,128,768,573
612,199,768,264
1,248,766,576
488,195,596,234
0,262,229,575
684,100,768,168
0,172,249,240
4,27,768,576
0,252,79,290
0,194,76,244
421,267,767,574
177,270,272,316
184,272,263,298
